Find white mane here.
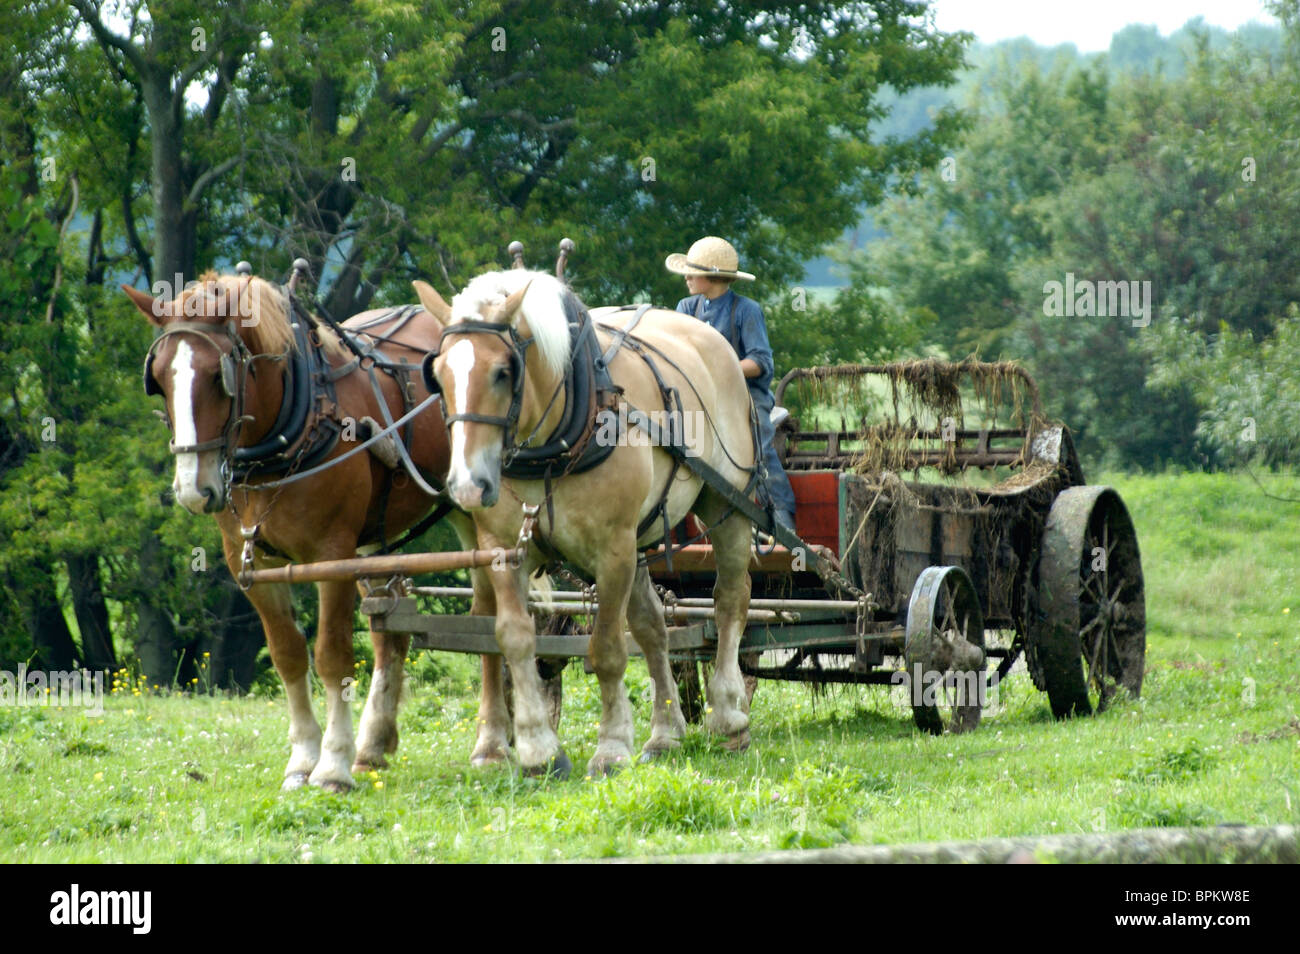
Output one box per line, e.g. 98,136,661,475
450,269,572,376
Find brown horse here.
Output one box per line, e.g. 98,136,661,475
126,271,465,791
413,269,757,778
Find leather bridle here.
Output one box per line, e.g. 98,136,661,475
421,320,534,459
143,318,258,458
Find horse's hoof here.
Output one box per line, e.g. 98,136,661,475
523,749,572,780
281,772,310,791
352,755,388,773
722,729,751,754
638,742,679,764
585,754,628,778
470,749,509,768
705,709,749,738
313,778,354,794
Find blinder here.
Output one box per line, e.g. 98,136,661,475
143,353,162,397
419,350,441,396
420,332,524,397
142,318,253,459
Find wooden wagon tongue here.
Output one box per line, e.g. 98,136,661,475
237,546,515,586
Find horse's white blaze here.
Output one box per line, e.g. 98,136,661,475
445,338,478,491
170,341,204,508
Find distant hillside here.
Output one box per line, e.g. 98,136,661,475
801,15,1284,286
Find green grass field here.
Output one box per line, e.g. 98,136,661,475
1,472,1297,862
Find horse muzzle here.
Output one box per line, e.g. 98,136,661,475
448,473,498,511
174,463,226,515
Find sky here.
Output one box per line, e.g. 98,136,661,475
928,0,1278,52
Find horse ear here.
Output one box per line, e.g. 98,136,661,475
122,283,168,325
500,281,531,324
412,280,451,327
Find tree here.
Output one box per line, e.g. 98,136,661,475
4,0,971,677
862,15,1300,470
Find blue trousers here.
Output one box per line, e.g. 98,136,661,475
750,388,796,516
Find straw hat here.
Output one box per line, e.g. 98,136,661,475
664,236,756,282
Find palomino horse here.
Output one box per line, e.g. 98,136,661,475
126,271,466,791
413,270,757,777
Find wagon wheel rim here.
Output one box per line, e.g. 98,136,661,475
1034,486,1145,719
904,566,986,735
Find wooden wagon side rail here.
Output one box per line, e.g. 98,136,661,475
363,597,711,658
784,426,1030,471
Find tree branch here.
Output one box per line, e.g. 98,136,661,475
69,0,147,76
184,154,240,211
174,43,222,108
121,183,152,287
45,175,79,323
420,121,466,162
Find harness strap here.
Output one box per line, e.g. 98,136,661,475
236,391,440,490
622,404,827,573
598,303,652,370
372,499,455,554
362,359,446,499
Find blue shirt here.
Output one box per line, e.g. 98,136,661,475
674,289,775,397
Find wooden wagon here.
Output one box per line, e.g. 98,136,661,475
332,356,1146,735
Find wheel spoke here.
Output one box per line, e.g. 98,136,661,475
1086,622,1106,689
1082,572,1108,603
1106,628,1127,682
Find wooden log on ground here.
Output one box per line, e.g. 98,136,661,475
603,825,1300,864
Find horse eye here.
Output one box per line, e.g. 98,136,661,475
493,364,512,385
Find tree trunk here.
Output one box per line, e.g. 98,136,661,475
206,573,264,692
134,527,181,687
5,559,79,671
66,554,116,672
135,70,192,685
143,72,193,290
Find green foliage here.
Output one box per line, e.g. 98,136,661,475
767,262,933,375
1124,742,1216,785
1112,791,1222,829
864,15,1300,470
1147,308,1300,467
2,0,971,668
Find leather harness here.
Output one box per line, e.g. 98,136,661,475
420,292,764,572
145,293,448,554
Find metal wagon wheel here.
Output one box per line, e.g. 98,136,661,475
903,566,987,735
1031,486,1145,718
